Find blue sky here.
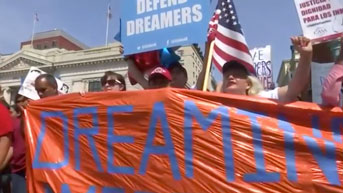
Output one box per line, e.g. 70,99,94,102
0,0,302,83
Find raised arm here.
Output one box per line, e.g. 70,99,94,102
278,36,313,102
127,59,149,89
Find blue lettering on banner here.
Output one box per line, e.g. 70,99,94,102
331,118,343,143
311,116,323,138
44,183,149,193
278,115,297,182
33,111,69,169
107,105,135,174
183,101,235,182
102,187,125,193
237,110,281,183
139,102,181,180
62,184,95,193
303,136,341,185
73,107,103,172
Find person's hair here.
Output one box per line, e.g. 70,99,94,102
246,76,264,96
168,62,188,79
35,74,58,89
14,93,27,114
223,60,248,75
100,71,126,91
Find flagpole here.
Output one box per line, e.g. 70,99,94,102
202,41,215,91
31,13,37,47
105,4,110,46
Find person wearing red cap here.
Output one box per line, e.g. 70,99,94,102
220,36,313,102
148,67,172,89
127,59,188,89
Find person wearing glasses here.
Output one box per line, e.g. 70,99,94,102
100,71,126,92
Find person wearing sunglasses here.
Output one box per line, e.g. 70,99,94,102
100,71,126,92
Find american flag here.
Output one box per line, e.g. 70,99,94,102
209,0,255,74
107,5,112,20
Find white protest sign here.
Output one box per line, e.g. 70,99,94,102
18,67,70,100
311,62,335,104
250,45,273,89
294,0,343,41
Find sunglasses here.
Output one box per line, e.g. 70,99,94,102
102,79,123,87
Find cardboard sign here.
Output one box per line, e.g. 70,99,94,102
25,89,343,193
250,45,272,89
121,0,210,55
18,67,69,100
294,0,343,41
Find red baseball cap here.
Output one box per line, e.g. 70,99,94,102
149,67,172,81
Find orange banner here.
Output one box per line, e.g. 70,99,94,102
24,88,343,193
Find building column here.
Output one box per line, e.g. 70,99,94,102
2,87,12,105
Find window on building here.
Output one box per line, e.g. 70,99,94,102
44,44,48,49
36,44,41,49
52,41,56,48
88,80,102,92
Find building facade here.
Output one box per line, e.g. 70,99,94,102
21,30,88,51
0,31,204,105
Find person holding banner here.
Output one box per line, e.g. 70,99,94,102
148,67,172,89
168,63,188,88
34,74,59,99
128,60,187,89
221,36,313,102
101,71,126,92
10,94,29,193
321,37,343,106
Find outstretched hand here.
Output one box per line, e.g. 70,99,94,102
291,36,313,56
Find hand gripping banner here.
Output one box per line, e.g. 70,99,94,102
24,88,343,193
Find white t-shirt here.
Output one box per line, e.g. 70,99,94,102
257,88,279,100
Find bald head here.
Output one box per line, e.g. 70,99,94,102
35,74,58,99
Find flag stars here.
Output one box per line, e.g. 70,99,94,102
222,2,225,6
227,0,231,2
233,21,237,25
225,13,229,17
229,5,233,8
226,19,230,23
232,16,236,20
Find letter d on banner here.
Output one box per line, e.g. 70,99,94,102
137,0,145,14
33,111,69,169
127,21,135,36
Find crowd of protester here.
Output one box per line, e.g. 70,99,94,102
1,34,343,192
